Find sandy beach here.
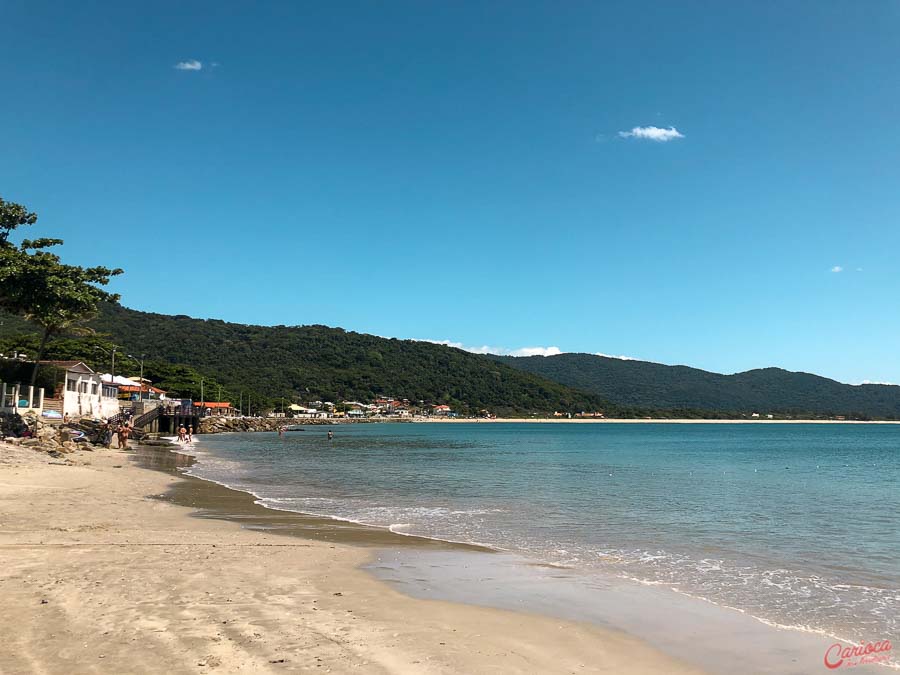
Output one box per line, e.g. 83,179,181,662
0,440,702,674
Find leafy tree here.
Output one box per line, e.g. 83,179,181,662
0,197,37,248
0,197,123,385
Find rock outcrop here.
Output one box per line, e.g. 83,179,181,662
2,415,87,456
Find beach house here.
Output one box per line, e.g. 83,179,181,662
38,361,120,419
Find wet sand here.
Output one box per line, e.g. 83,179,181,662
136,445,488,551
0,440,702,674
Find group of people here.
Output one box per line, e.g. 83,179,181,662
99,419,133,449
177,424,194,444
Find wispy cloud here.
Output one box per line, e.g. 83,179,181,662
417,339,561,357
174,60,203,71
510,346,563,357
417,340,644,360
831,265,844,273
618,126,685,142
594,352,638,361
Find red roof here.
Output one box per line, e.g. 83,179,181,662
193,402,233,408
118,384,167,394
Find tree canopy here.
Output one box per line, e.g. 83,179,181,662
0,197,123,384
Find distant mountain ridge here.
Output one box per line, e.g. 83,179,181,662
492,353,900,419
3,304,899,418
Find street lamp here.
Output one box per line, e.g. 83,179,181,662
127,354,146,400
93,345,118,379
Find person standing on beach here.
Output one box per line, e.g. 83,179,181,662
187,425,194,444
102,421,113,448
178,424,186,443
120,423,132,450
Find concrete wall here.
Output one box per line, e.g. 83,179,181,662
0,381,44,415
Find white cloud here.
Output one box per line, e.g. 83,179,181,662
417,339,647,360
509,346,563,357
594,352,638,361
831,266,844,273
174,60,203,71
416,339,561,357
618,126,685,142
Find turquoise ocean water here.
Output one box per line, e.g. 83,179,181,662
187,423,899,647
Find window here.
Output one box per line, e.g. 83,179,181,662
91,383,98,395
67,379,77,392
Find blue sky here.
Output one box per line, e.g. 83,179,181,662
3,1,899,384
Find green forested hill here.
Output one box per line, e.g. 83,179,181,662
493,353,900,419
4,305,900,418
0,305,611,416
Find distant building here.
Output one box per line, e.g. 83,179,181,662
193,401,237,417
117,384,167,401
432,404,452,416
288,403,329,418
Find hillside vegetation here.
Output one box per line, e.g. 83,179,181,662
4,305,899,418
0,305,613,416
493,353,900,419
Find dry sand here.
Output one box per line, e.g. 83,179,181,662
0,440,702,675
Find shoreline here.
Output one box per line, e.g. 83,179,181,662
0,439,703,674
179,435,896,674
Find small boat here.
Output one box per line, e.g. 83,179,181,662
283,424,306,431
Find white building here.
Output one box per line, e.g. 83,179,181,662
40,361,120,419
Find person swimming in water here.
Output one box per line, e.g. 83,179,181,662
327,430,334,440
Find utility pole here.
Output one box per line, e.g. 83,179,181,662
94,345,118,380
200,378,205,417
127,354,146,401
239,391,243,416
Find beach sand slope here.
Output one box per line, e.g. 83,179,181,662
0,442,701,674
